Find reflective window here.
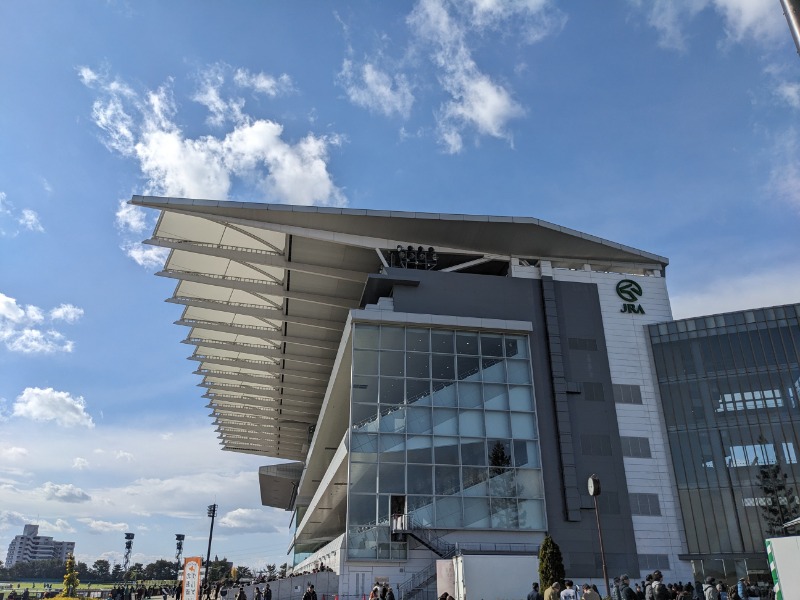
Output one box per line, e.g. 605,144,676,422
348,324,545,558
648,306,800,555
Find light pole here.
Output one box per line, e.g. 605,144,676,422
588,475,610,600
203,504,218,589
176,534,185,583
123,533,135,587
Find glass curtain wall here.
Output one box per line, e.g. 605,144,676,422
347,324,546,560
649,305,800,559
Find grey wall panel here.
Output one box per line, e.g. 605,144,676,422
371,269,638,577
549,280,640,577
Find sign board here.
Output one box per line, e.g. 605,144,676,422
183,557,203,600
765,537,800,600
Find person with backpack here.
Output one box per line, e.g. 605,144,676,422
651,571,669,600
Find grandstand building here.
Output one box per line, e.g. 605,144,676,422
132,196,691,592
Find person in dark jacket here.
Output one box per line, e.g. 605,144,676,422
620,576,637,600
528,583,543,600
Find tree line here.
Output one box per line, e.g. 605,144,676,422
0,558,178,582
0,556,285,584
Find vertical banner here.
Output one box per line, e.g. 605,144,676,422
183,557,203,600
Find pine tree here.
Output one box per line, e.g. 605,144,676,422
756,437,800,537
538,535,565,591
60,553,80,598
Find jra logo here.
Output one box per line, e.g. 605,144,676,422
616,279,645,314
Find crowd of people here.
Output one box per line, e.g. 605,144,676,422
527,570,773,600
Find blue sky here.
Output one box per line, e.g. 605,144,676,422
1,0,799,572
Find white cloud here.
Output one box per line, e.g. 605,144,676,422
0,293,26,322
5,328,74,354
50,304,84,323
115,451,134,462
462,0,566,42
42,519,76,534
671,266,800,319
115,200,149,234
768,128,800,212
0,293,82,354
408,0,528,152
79,518,129,533
218,508,278,533
77,66,99,86
194,64,245,126
0,447,28,461
233,68,293,97
0,192,46,237
40,482,91,503
18,209,44,232
775,81,800,110
81,66,346,211
631,0,785,51
73,457,89,470
13,387,95,428
338,60,415,118
121,242,169,269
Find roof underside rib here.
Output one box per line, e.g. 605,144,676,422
132,195,668,466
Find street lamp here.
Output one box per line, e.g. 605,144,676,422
588,475,610,600
203,505,218,589
175,534,185,582
123,533,135,579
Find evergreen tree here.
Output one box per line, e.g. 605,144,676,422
278,563,288,579
538,535,565,591
756,436,800,537
60,553,80,598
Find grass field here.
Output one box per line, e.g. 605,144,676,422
0,581,179,594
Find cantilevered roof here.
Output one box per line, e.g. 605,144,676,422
132,195,668,465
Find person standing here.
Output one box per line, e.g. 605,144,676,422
302,584,317,600
651,571,669,600
580,584,600,600
619,576,637,600
528,583,543,600
264,585,272,600
611,578,623,600
702,578,719,600
736,579,749,600
560,580,578,600
544,582,561,600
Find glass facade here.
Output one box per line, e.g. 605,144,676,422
347,324,546,560
648,304,800,558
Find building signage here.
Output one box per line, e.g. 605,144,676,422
616,279,645,314
183,557,202,600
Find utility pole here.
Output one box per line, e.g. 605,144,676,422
588,475,610,600
203,505,218,589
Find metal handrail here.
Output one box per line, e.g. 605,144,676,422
152,237,281,256
397,561,437,600
181,318,280,333
391,514,456,558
